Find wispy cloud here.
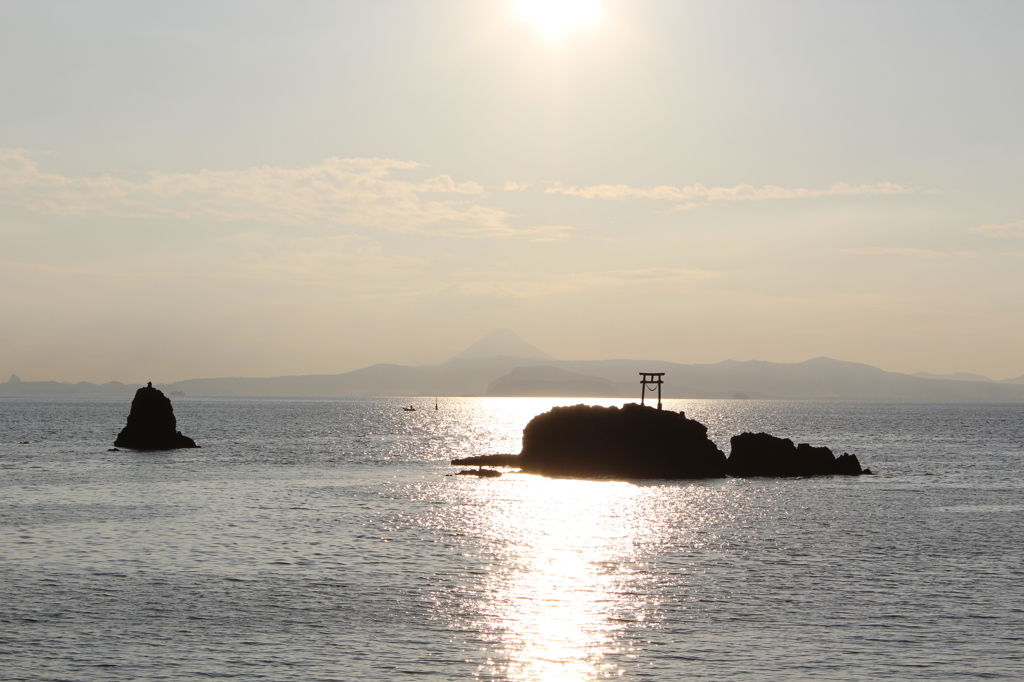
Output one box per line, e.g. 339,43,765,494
659,202,701,213
546,180,912,208
579,267,719,284
970,220,1024,237
476,224,576,242
0,148,514,236
224,234,435,292
417,266,721,315
429,266,719,302
843,247,977,258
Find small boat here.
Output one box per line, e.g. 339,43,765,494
402,405,416,412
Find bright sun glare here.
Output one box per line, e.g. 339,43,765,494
514,0,603,40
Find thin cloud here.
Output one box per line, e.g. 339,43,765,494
843,247,976,258
0,148,512,236
429,266,721,303
582,267,720,283
227,235,432,290
467,224,576,242
546,180,912,206
658,202,701,213
970,220,1024,237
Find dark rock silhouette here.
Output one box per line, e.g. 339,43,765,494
451,454,522,467
727,432,865,476
519,403,727,479
450,403,873,480
114,383,198,450
836,452,869,475
454,468,502,477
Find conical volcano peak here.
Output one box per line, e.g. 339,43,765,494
449,328,551,361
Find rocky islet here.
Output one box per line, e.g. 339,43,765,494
453,403,871,479
114,383,199,450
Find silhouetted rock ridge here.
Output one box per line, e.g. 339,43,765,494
114,383,198,450
727,432,867,476
496,403,871,480
519,403,727,479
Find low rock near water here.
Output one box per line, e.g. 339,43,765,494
727,432,868,477
451,454,522,467
454,468,502,478
114,383,199,450
519,403,727,479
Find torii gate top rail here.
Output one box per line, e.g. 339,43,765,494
639,372,664,410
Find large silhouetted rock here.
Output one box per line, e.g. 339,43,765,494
519,403,727,479
114,383,198,450
727,432,865,476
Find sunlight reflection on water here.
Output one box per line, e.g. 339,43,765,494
479,477,643,681
436,469,740,682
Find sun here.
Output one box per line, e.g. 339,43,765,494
514,0,603,40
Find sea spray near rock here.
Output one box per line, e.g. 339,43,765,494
114,383,199,450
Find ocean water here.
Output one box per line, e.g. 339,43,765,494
1,396,1022,681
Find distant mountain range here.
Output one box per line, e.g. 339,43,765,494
4,329,1024,402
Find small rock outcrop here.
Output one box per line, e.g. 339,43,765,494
451,454,522,467
727,432,865,476
519,403,727,479
114,383,198,450
454,468,502,477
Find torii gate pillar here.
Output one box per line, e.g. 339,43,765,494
639,372,665,410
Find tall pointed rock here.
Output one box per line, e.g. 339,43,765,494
115,383,199,450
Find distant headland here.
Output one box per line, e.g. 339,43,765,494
4,329,1024,402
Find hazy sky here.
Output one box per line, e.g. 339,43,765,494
2,0,1023,383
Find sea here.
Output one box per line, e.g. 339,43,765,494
1,396,1022,681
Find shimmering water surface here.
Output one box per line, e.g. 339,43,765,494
1,397,1022,680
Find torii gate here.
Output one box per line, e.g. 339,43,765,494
639,372,664,410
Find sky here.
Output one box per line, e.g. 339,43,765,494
2,0,1023,383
